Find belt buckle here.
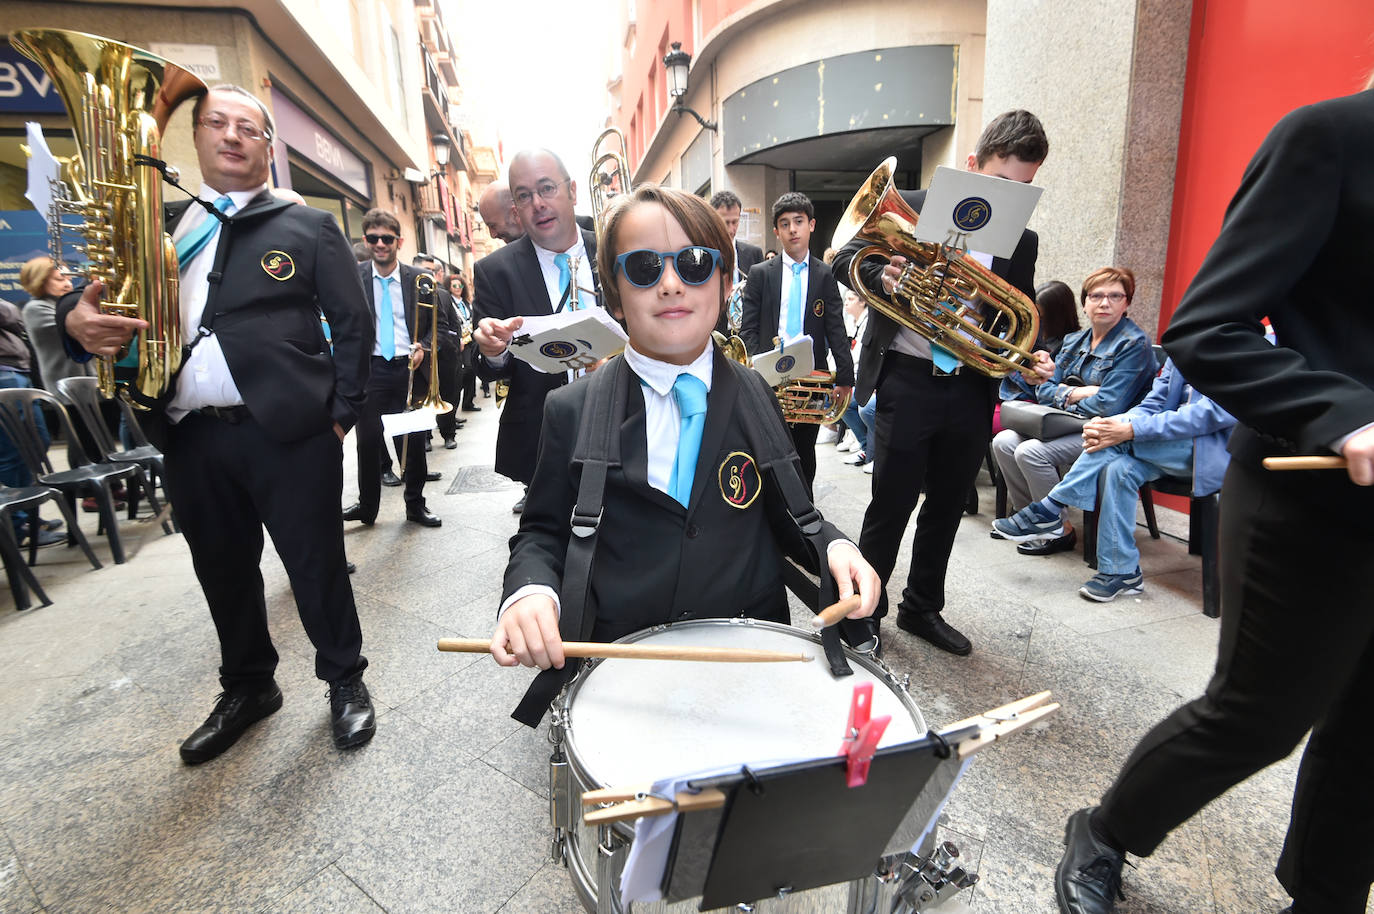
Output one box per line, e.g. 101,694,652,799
932,362,961,377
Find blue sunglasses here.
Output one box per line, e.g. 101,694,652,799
613,246,722,288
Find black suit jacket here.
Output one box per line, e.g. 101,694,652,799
58,190,373,443
739,254,854,387
735,239,764,278
358,261,441,393
832,188,1038,404
1163,88,1374,467
471,228,600,483
503,349,845,641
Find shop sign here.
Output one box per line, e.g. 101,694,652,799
0,44,65,114
269,88,370,198
148,43,223,81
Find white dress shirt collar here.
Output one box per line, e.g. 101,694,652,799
624,341,714,396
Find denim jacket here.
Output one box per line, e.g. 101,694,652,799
1036,317,1157,417
1126,358,1236,496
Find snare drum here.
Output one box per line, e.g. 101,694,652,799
547,619,926,914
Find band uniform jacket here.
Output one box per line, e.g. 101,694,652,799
739,253,855,388
472,228,599,484
357,261,443,395
56,190,373,445
502,348,846,642
1162,87,1374,481
832,188,1038,405
736,239,764,277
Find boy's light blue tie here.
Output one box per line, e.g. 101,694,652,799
174,195,233,267
785,261,804,339
379,275,396,359
668,373,708,508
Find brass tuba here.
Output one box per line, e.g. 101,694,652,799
831,157,1039,378
589,127,631,235
10,28,208,404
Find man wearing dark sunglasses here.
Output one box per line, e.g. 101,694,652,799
472,148,600,512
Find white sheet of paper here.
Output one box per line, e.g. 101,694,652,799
380,406,438,437
751,335,815,387
24,122,60,227
508,306,628,374
913,166,1043,259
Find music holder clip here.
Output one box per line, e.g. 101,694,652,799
838,682,891,787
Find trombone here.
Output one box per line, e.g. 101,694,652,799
589,127,631,235
399,271,454,474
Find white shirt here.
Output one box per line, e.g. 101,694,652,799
776,250,809,344
166,184,265,422
889,249,995,360
370,263,412,357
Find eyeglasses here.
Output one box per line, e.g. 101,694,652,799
196,113,272,142
365,233,398,245
512,179,571,208
1086,292,1128,304
614,247,722,288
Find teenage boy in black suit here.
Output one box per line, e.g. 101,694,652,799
60,84,375,761
341,209,441,528
740,192,853,492
833,110,1047,656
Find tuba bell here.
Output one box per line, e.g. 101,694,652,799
831,157,1039,378
10,28,208,405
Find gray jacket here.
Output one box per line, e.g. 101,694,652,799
23,297,93,390
0,300,33,374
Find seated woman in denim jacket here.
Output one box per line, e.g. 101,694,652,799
992,266,1157,555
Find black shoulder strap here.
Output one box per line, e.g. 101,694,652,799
727,360,853,679
512,355,628,726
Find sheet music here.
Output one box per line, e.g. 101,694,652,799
507,305,628,374
750,335,815,387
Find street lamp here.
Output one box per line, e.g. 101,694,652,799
431,131,452,175
662,41,717,132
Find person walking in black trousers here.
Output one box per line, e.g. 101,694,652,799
1053,81,1374,914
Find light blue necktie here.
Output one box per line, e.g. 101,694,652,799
669,374,708,508
174,195,233,267
930,341,960,373
555,252,587,311
378,275,396,359
785,261,804,339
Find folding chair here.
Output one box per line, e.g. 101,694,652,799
0,484,101,610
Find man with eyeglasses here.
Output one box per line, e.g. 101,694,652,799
472,148,599,513
58,84,376,762
343,210,443,529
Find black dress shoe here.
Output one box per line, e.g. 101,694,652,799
341,503,375,525
455,418,467,428
1018,528,1077,556
345,561,357,574
381,470,403,487
512,493,527,514
180,684,283,765
462,405,481,412
328,675,375,750
425,470,442,482
896,611,972,655
1055,807,1125,914
406,507,442,527
423,438,432,453
443,437,457,449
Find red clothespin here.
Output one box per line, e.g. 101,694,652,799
838,682,890,787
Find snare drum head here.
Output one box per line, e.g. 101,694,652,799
564,620,926,789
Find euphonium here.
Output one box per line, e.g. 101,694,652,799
831,156,1039,378
589,127,631,234
10,29,208,404
712,331,851,425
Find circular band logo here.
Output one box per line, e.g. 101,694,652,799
775,355,796,374
812,299,824,317
952,197,992,232
539,340,578,359
718,451,761,509
260,251,295,281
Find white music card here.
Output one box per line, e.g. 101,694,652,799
508,306,628,374
380,405,439,437
751,336,815,387
914,166,1043,259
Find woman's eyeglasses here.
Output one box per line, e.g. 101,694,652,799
613,247,722,288
1085,292,1128,304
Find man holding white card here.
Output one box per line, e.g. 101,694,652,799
473,149,599,513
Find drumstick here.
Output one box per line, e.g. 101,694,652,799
437,638,814,663
809,595,863,629
1262,456,1347,471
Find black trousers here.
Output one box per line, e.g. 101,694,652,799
1096,460,1374,912
789,422,819,495
458,345,478,410
356,356,428,517
858,353,993,620
434,347,461,440
164,412,365,690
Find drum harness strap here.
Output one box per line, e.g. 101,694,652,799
512,354,851,728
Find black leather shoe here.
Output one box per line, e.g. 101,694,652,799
455,418,467,428
1018,528,1078,556
345,561,357,574
328,675,375,750
462,405,481,412
381,470,402,487
406,507,442,527
425,470,442,482
1055,807,1125,914
180,685,283,765
896,611,972,655
423,438,432,452
341,503,375,525
443,437,457,449
512,493,527,514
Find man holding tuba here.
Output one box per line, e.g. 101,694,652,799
60,84,377,762
832,110,1049,657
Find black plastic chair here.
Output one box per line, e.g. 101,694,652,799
0,388,153,565
0,484,101,610
56,377,175,534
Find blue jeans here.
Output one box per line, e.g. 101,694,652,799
0,368,51,536
841,398,869,454
1049,437,1195,575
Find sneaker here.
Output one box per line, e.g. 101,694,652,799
817,426,841,445
991,502,1065,543
836,430,860,452
863,461,875,475
843,450,867,465
1079,569,1144,603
